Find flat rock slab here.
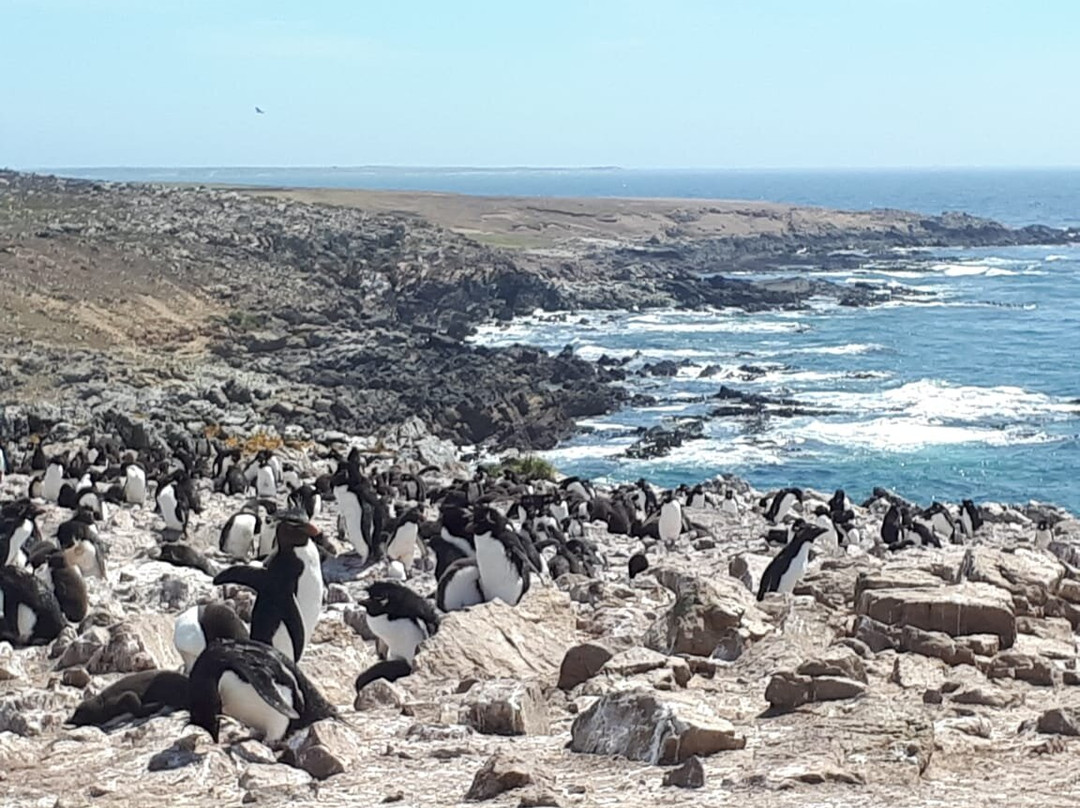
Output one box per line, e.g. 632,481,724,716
856,583,1016,649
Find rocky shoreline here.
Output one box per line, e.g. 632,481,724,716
2,422,1080,807
1,170,1076,456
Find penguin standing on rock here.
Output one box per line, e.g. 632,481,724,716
122,462,147,506
288,485,322,520
473,507,532,607
385,507,422,571
57,508,109,579
219,501,262,560
764,487,803,525
360,581,439,665
720,489,739,516
40,457,66,503
38,550,88,622
958,499,983,540
1,500,42,568
173,602,251,673
435,558,485,613
188,638,337,744
0,565,66,646
1035,520,1054,551
757,523,827,601
213,510,323,662
156,479,190,536
657,492,683,547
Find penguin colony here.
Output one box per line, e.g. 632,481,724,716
0,431,1053,759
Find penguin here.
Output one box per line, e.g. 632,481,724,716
68,669,192,728
123,463,147,505
1035,520,1053,551
0,442,8,484
173,602,251,673
687,484,708,510
213,510,323,662
281,464,301,492
213,447,241,481
764,487,803,524
1,500,41,567
157,480,189,535
254,501,280,559
958,499,983,539
386,508,421,570
657,493,683,546
812,505,841,554
923,502,956,544
881,504,904,548
255,459,277,500
155,543,216,577
628,552,649,579
57,508,108,579
223,465,248,497
360,581,439,664
187,638,337,744
436,557,486,612
757,523,827,601
438,505,476,560
219,501,262,560
828,488,851,518
332,468,383,564
40,457,66,503
907,517,941,548
39,550,88,622
77,486,106,522
0,565,66,645
473,508,531,607
720,489,739,516
288,485,322,520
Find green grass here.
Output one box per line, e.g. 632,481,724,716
481,454,558,482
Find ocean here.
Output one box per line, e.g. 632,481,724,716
52,167,1080,511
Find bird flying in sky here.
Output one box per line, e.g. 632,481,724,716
255,106,265,114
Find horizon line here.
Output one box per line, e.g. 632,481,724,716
15,164,1080,173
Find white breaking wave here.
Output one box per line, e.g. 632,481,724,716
784,418,1059,451
799,379,1076,421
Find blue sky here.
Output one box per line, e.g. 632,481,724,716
3,0,1077,168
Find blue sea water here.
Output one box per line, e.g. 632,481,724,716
51,167,1080,510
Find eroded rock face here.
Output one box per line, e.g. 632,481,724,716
856,583,1017,649
570,690,745,764
464,753,551,802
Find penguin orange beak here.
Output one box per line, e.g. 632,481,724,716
304,522,320,537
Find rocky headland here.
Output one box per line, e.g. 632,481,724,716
2,169,1076,455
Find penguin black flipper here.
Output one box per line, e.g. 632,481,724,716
756,564,781,602
213,564,269,591
355,658,412,691
250,593,306,663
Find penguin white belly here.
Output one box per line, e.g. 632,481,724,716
67,542,104,579
124,469,147,505
475,534,524,607
256,468,277,499
776,542,812,595
173,606,206,672
1035,528,1052,550
721,499,739,516
271,623,296,661
773,493,796,523
367,613,427,663
159,488,183,531
5,520,32,566
335,489,369,560
310,494,322,519
815,516,839,554
294,544,324,644
256,521,276,558
387,523,419,567
218,671,292,743
223,515,257,559
17,603,37,640
689,493,706,510
442,565,485,611
658,504,682,543
42,467,63,502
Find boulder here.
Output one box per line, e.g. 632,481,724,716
797,647,867,683
964,548,1064,611
856,583,1016,649
282,720,356,780
644,569,770,657
557,642,614,691
570,689,745,764
662,755,705,788
986,651,1056,686
462,680,550,736
464,753,551,802
765,671,867,711
1037,708,1080,736
414,587,576,684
